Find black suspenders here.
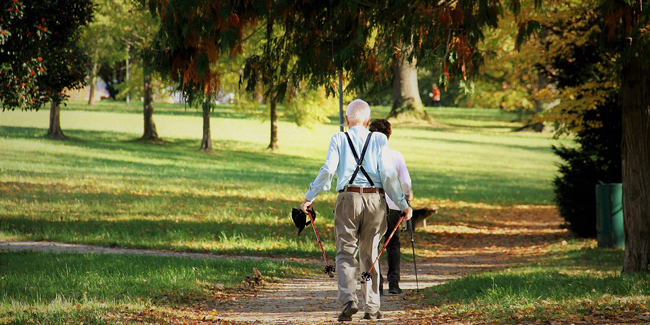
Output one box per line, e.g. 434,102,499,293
344,131,375,187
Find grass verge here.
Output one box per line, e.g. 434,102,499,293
0,251,312,324
420,241,650,324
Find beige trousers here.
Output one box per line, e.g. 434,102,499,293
334,191,387,313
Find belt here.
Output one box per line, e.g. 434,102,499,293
339,186,385,194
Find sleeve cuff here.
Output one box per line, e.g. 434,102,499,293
396,199,410,211
305,192,317,202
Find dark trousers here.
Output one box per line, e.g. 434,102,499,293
382,209,402,284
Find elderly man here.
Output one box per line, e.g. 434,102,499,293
301,99,412,321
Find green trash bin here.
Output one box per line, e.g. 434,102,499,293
596,183,625,248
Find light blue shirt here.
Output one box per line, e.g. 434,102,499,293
305,125,409,210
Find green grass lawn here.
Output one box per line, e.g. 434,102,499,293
422,241,650,324
1,251,311,324
1,100,570,323
0,101,564,255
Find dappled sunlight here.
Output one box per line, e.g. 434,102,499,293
0,178,339,257
411,200,570,267
1,104,577,321
428,224,566,236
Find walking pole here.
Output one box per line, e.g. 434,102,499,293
338,71,344,132
306,210,335,278
408,219,420,293
360,213,407,284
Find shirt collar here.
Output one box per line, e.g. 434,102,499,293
349,125,368,133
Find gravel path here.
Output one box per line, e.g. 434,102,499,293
209,252,493,324
0,240,311,264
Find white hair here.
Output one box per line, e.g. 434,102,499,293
345,99,371,124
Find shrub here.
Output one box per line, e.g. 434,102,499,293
553,101,621,238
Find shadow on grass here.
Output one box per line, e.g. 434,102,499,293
411,173,554,205
1,214,337,258
1,182,339,258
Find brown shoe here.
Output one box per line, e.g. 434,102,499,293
337,301,359,321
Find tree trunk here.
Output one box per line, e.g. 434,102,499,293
389,56,427,119
87,60,98,106
140,69,160,141
254,82,265,104
530,71,548,132
268,96,279,151
621,50,650,274
200,100,213,152
47,100,66,139
264,16,278,151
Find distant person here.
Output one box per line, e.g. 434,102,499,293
301,99,412,321
368,119,413,295
431,84,442,107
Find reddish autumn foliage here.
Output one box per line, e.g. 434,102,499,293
0,0,93,110
145,0,510,100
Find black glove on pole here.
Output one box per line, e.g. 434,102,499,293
408,219,419,293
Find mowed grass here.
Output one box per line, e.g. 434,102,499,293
0,251,311,324
421,241,650,324
1,100,568,323
0,101,564,256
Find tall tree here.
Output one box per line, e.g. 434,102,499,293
143,0,514,147
244,0,512,135
0,0,93,139
520,0,650,274
240,16,296,151
145,1,331,151
123,3,161,142
519,0,622,238
390,56,426,119
144,0,246,151
263,17,281,151
258,0,507,125
602,0,650,274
